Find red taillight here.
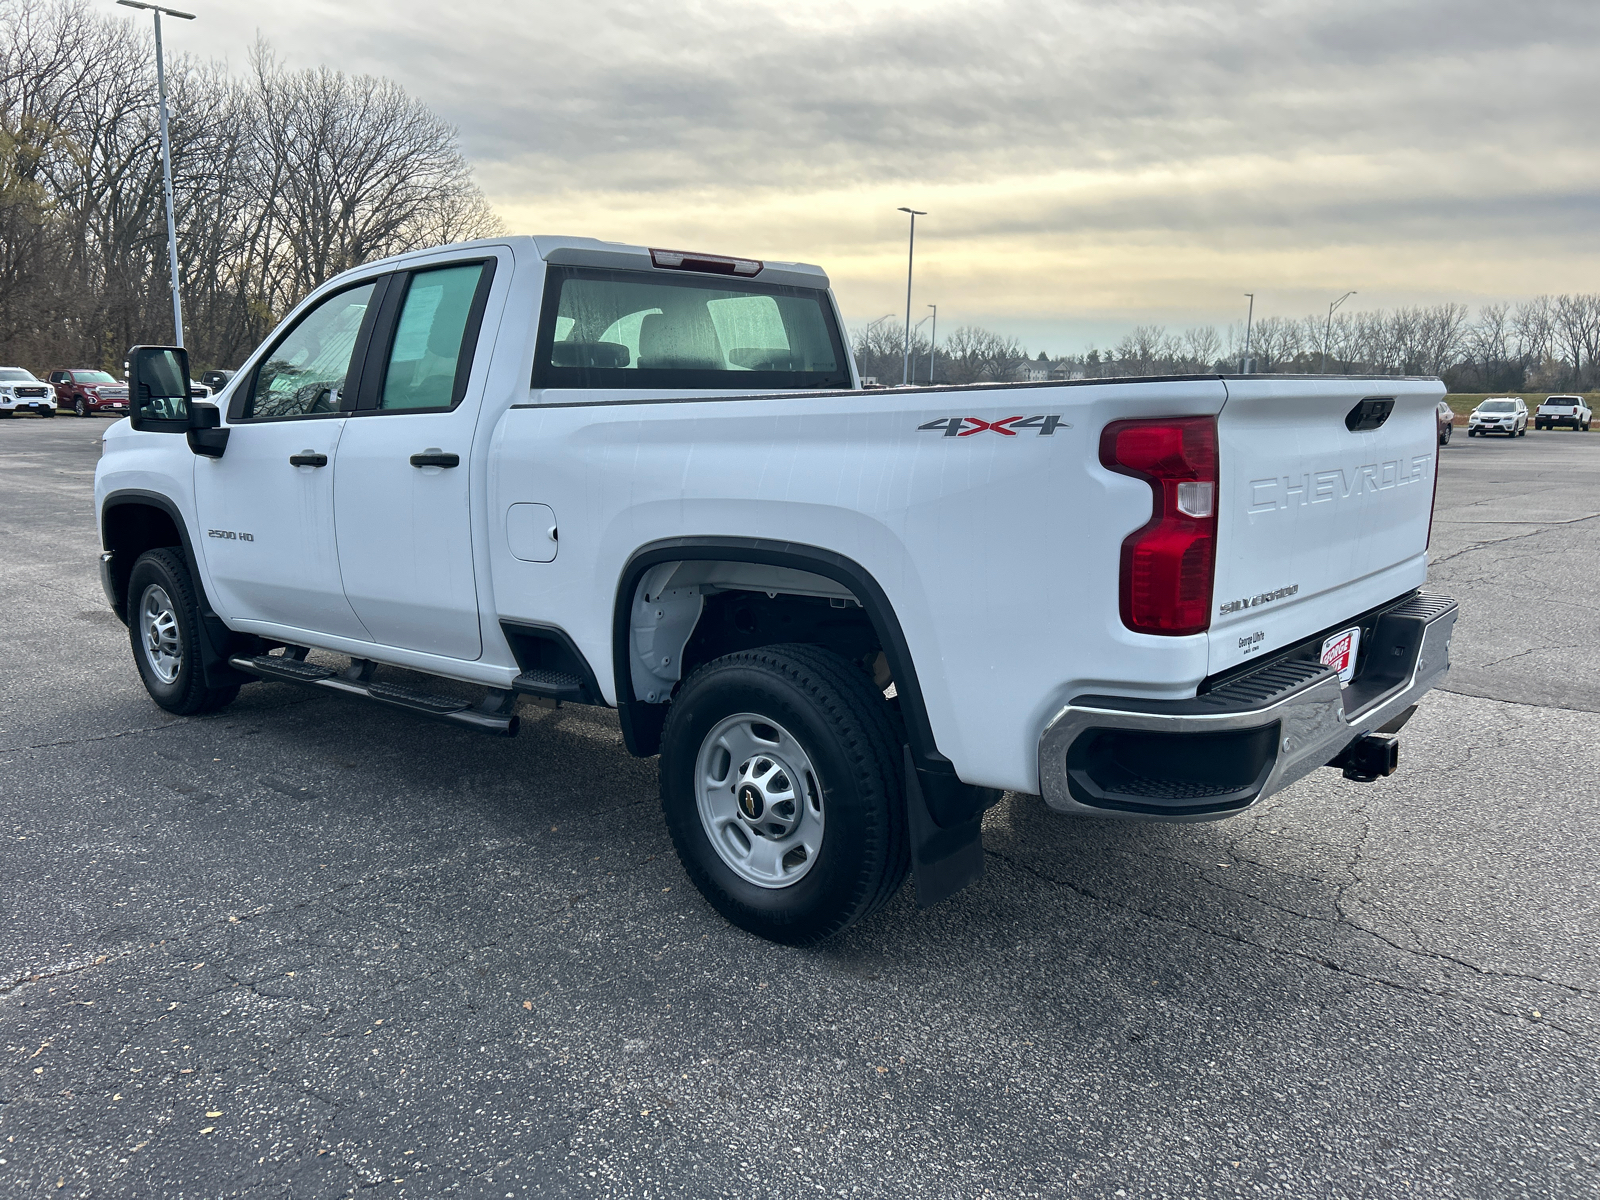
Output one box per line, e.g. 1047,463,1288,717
649,248,763,276
1099,416,1219,636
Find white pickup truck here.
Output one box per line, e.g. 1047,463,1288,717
96,235,1457,943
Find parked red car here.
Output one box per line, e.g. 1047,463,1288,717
48,369,131,417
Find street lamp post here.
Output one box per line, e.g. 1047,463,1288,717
1241,292,1254,373
925,303,937,384
897,207,926,386
1322,291,1357,374
117,0,194,348
909,310,935,384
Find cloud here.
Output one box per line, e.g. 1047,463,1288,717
171,0,1600,349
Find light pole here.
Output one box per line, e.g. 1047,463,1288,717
897,207,926,385
909,310,934,385
117,0,194,348
1241,292,1254,373
1322,291,1356,374
925,303,938,384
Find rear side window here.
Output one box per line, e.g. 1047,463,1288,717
533,267,850,391
378,263,488,410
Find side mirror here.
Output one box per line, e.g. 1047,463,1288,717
186,401,229,459
127,345,191,431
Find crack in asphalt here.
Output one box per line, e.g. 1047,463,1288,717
1427,511,1597,567
981,844,1595,1037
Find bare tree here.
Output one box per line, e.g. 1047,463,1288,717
0,0,503,372
941,325,1027,384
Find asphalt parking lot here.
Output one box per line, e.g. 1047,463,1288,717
2,415,1597,1199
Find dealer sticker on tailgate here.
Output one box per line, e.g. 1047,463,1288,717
1320,627,1362,684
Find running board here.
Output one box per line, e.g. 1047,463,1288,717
229,654,520,737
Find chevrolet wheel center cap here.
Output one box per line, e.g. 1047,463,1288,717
738,785,764,820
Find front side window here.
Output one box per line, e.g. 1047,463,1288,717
378,263,487,410
241,282,377,419
533,267,850,391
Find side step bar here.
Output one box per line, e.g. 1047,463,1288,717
229,652,520,737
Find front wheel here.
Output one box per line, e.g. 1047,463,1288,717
126,548,238,716
73,397,88,417
659,644,909,944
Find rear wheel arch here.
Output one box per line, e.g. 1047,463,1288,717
611,538,940,769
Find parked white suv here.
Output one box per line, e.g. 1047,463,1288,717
1467,397,1527,438
0,367,58,417
1534,395,1592,431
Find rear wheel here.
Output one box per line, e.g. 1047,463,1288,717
659,644,909,944
127,548,239,716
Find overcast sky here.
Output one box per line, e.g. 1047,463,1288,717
165,0,1598,354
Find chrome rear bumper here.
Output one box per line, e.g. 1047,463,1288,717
1037,591,1458,820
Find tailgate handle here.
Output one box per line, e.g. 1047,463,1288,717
1345,398,1394,432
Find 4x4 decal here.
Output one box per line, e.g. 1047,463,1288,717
917,415,1068,437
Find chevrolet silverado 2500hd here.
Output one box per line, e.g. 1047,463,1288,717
95,235,1458,943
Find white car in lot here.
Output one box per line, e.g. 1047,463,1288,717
0,367,58,417
1467,397,1527,438
1534,394,1592,431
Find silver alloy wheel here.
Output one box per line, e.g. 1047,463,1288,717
139,583,182,685
694,713,825,888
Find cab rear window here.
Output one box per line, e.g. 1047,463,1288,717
532,267,851,392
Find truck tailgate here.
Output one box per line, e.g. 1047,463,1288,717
1208,377,1443,675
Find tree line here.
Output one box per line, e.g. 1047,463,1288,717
0,0,501,373
854,298,1600,391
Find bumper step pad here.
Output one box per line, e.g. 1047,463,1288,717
512,668,587,702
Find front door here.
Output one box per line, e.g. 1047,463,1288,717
333,259,497,661
194,279,382,641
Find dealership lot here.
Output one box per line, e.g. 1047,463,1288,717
2,417,1597,1198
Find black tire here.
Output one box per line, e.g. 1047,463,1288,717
74,397,88,417
659,644,909,944
126,548,239,716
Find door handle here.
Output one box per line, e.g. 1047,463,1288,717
409,451,460,468
290,451,328,467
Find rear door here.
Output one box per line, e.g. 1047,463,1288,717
332,255,501,661
1208,377,1443,675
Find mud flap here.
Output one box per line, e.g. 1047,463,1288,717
905,747,986,908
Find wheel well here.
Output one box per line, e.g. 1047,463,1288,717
613,541,1001,832
102,501,184,621
624,559,885,707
